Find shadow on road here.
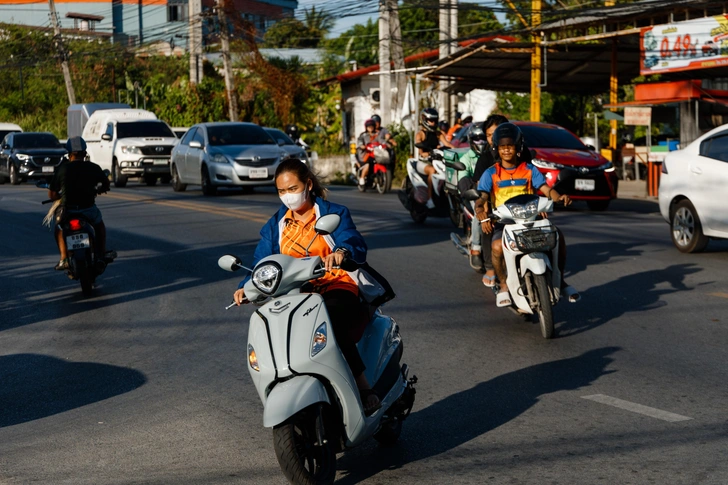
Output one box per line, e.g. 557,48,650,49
557,263,704,337
335,347,619,484
565,241,645,279
0,353,146,428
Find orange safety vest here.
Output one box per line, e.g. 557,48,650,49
489,163,534,208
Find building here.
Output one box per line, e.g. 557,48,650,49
0,0,297,46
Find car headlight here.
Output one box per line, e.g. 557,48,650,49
506,200,539,219
121,146,141,154
531,158,565,170
252,262,282,295
248,344,260,372
597,162,615,172
311,322,327,357
16,153,31,161
212,153,229,164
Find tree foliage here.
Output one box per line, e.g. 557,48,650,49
262,6,334,48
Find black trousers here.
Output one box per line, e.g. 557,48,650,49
322,290,369,378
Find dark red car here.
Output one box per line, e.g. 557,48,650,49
515,121,619,211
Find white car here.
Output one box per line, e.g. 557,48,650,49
659,124,728,252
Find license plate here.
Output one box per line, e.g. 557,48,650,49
66,234,90,249
249,168,268,179
42,166,54,173
153,160,168,166
575,179,595,191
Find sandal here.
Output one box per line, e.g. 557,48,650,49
496,290,512,307
360,388,381,417
482,271,496,288
55,258,69,271
563,285,581,303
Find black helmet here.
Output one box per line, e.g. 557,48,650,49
371,114,382,125
467,123,487,156
438,120,450,133
491,122,524,158
421,108,439,132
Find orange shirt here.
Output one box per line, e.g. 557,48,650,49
280,209,358,295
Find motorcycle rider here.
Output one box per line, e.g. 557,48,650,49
356,119,377,186
414,108,452,209
232,159,387,415
474,123,579,307
48,136,113,271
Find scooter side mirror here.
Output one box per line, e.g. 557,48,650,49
314,214,341,236
36,180,50,189
218,254,244,272
462,189,481,201
446,160,467,171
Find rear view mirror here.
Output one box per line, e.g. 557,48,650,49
446,161,467,171
218,254,244,272
462,189,481,201
586,144,596,151
101,134,112,141
277,140,285,146
314,214,341,236
189,141,202,149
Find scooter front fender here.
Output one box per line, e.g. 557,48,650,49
519,251,551,276
263,376,330,428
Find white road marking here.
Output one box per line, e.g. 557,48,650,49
581,394,692,422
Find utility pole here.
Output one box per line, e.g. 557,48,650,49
530,0,541,122
217,0,238,121
449,0,458,122
438,0,450,124
189,0,203,84
48,0,76,105
387,0,405,120
378,0,391,126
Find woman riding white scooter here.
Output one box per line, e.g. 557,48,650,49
233,159,383,415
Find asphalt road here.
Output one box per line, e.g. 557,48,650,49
1,181,727,485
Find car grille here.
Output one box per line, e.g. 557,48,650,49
563,165,603,174
32,156,63,165
140,146,174,156
234,157,278,167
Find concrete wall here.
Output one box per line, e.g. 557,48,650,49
311,155,351,183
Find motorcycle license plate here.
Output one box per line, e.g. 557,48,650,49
66,234,90,249
575,179,595,191
249,168,268,179
42,166,54,173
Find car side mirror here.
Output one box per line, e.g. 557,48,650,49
101,134,112,141
585,144,596,151
189,141,202,149
314,214,341,236
462,189,481,201
277,140,285,146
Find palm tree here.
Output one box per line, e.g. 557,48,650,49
303,6,335,44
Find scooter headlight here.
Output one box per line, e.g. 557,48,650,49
252,262,282,295
248,344,260,372
311,322,327,357
506,200,538,219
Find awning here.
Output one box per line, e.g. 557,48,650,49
604,80,728,108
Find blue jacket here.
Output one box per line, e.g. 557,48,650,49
239,197,367,288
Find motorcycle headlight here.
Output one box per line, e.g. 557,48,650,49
597,162,615,172
311,322,327,357
252,262,282,295
212,153,229,164
121,145,141,154
16,153,31,161
531,158,565,170
506,200,539,219
248,344,260,372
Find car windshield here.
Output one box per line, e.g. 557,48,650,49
265,129,295,146
518,125,587,150
13,133,62,149
207,124,275,146
116,121,174,139
1,130,21,142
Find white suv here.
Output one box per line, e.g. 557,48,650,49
659,123,728,252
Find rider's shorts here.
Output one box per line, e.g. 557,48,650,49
491,222,506,241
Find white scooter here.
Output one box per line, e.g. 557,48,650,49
463,190,564,339
218,214,416,485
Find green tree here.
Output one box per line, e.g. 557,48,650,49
303,6,335,40
262,18,309,48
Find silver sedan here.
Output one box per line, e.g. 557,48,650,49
170,122,288,195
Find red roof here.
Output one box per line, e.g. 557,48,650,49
317,35,515,86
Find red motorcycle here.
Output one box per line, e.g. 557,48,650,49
352,142,393,194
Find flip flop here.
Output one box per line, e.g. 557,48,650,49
563,285,581,303
482,273,496,288
496,290,512,307
360,389,381,417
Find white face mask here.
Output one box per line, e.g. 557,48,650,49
280,186,309,211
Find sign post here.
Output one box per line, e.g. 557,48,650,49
624,107,652,182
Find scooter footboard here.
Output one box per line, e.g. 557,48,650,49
263,376,330,428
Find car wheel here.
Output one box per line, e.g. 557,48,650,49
171,165,187,192
201,165,216,196
113,159,128,188
587,200,610,211
9,164,21,185
671,199,708,253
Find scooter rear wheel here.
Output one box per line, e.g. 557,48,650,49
272,407,336,485
74,259,94,297
532,273,555,339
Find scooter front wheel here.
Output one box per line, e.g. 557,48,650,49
272,407,336,485
532,273,555,339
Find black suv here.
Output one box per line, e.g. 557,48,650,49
0,132,67,185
